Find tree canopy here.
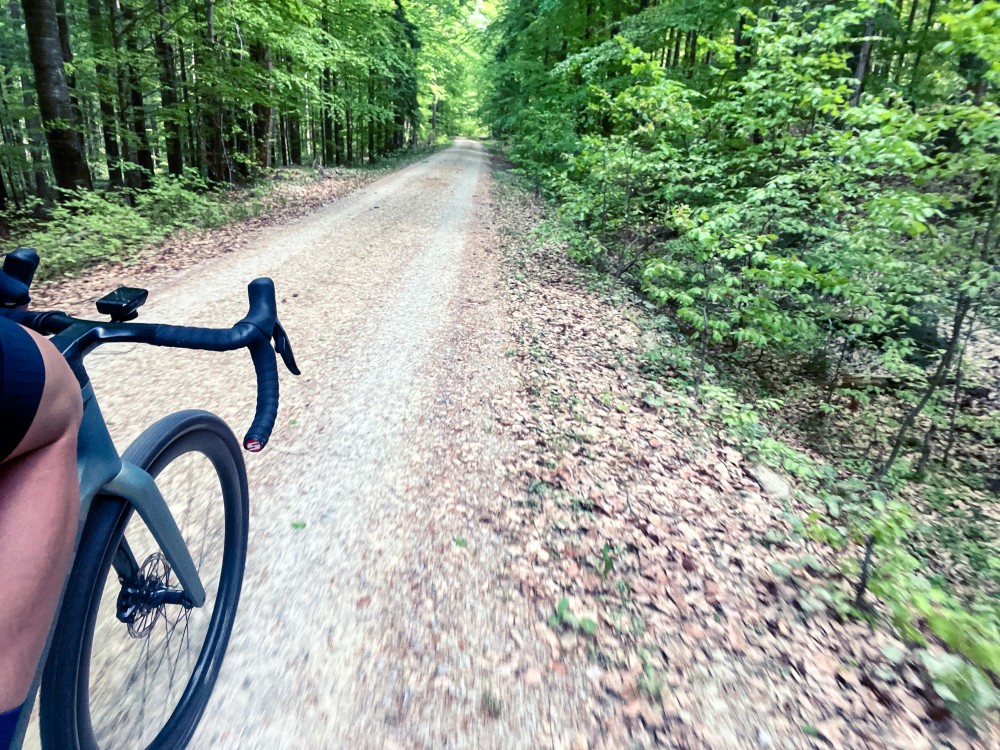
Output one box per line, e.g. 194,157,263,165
0,0,482,204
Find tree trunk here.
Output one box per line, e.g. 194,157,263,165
154,0,183,176
333,76,344,166
910,0,938,87
104,0,135,188
199,0,227,181
85,0,122,186
734,12,748,70
367,75,376,163
8,2,52,201
178,39,199,172
252,44,273,169
671,28,682,67
288,114,301,165
894,0,920,82
941,319,974,467
53,0,84,148
323,68,335,165
20,0,91,192
878,294,971,477
850,18,875,106
346,103,353,164
120,2,153,186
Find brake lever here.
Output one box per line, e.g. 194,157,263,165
272,320,301,375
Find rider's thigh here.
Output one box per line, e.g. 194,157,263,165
7,327,82,460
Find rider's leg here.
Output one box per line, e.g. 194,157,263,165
0,325,82,713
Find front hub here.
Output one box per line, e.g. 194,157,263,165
116,552,191,637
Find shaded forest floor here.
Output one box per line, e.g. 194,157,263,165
486,162,998,748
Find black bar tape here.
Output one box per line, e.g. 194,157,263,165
148,323,248,351
243,340,279,452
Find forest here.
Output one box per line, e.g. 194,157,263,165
482,0,999,726
1,0,997,732
0,0,480,274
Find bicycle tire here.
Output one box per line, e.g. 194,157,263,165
39,410,249,750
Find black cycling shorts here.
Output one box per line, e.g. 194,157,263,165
0,316,45,463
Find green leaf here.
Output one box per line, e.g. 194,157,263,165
556,596,570,618
882,645,906,665
290,520,306,530
771,561,792,578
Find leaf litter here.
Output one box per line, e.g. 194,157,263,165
485,161,997,749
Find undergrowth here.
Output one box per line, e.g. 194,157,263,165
518,187,1000,731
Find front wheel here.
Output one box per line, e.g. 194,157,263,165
40,410,249,749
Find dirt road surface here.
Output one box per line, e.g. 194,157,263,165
23,140,599,749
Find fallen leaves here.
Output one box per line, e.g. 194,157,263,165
486,171,998,749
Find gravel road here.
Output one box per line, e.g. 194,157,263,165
23,140,598,749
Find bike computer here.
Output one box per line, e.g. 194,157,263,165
96,286,148,322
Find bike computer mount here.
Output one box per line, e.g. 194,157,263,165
96,286,148,322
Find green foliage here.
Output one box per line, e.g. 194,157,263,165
13,189,155,274
5,166,357,281
920,649,1000,731
486,0,999,725
599,541,615,580
548,596,599,635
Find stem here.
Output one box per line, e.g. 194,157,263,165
850,18,876,106
693,306,709,403
877,293,970,478
823,335,850,406
915,423,936,476
941,316,975,467
854,534,875,609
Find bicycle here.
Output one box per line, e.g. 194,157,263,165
0,248,300,749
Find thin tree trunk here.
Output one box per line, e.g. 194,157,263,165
85,0,122,186
878,294,971,477
253,43,273,169
279,112,289,166
154,0,182,175
915,424,936,475
333,75,344,166
367,75,376,163
178,39,198,172
910,0,938,87
288,113,301,165
19,0,91,191
734,13,747,70
200,0,226,181
9,2,51,201
323,68,335,165
120,2,153,186
850,18,875,106
894,0,920,82
941,319,975,467
346,102,353,164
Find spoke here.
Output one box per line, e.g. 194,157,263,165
87,449,229,748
